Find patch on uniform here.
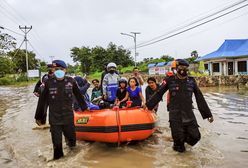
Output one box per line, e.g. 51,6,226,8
162,80,167,85
66,82,73,87
76,117,89,124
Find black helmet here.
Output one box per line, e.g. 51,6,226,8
175,59,189,67
118,77,127,87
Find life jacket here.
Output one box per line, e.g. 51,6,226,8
106,83,118,102
103,73,120,102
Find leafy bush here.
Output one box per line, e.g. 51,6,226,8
16,74,28,82
0,76,15,85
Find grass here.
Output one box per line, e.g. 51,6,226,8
0,74,37,86
87,71,102,81
189,71,209,77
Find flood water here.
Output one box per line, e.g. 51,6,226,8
0,85,247,168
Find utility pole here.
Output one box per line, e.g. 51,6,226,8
121,32,140,67
19,25,32,79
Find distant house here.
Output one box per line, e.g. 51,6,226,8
148,63,157,75
196,39,248,76
148,62,168,75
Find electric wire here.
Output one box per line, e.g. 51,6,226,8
136,2,248,49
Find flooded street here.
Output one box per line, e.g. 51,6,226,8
0,85,247,168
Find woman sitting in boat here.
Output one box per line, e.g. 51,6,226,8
115,77,128,108
125,77,145,107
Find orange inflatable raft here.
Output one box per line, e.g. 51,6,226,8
74,107,157,144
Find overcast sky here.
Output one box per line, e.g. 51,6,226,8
1,0,248,65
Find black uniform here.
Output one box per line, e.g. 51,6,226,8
33,74,51,93
35,76,87,159
145,84,160,113
146,76,212,152
34,74,53,124
116,88,127,107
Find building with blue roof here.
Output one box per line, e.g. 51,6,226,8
148,62,169,75
196,39,248,76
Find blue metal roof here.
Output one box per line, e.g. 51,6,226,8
196,39,248,61
147,63,156,68
156,62,167,67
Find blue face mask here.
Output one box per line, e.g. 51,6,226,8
54,70,65,79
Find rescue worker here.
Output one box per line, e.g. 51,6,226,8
102,62,120,106
35,60,88,160
132,67,144,86
34,64,54,125
165,60,177,112
33,63,54,97
146,59,214,153
73,76,91,111
100,63,108,92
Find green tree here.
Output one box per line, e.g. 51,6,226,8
91,46,108,71
191,50,198,59
70,42,134,73
71,47,92,74
160,55,174,62
0,30,16,55
7,49,39,73
38,60,48,72
0,55,14,76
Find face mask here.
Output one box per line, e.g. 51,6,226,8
173,69,177,74
177,68,188,77
109,70,115,74
54,70,65,79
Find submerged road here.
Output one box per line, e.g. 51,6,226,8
0,85,247,168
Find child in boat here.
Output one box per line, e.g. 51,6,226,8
115,77,128,108
126,77,145,107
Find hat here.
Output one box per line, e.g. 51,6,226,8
176,59,189,67
52,60,67,69
47,64,53,68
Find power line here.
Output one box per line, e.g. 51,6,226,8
1,0,27,25
136,0,246,47
0,25,23,36
138,10,248,61
27,40,44,60
136,2,248,49
0,4,22,26
0,0,46,51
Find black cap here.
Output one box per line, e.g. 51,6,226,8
176,59,189,67
47,64,53,68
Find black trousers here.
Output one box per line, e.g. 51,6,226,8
170,121,201,148
50,124,76,159
35,98,48,124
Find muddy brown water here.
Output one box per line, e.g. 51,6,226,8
0,85,247,168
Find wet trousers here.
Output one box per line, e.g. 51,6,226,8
35,99,48,124
50,124,76,159
170,121,201,152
